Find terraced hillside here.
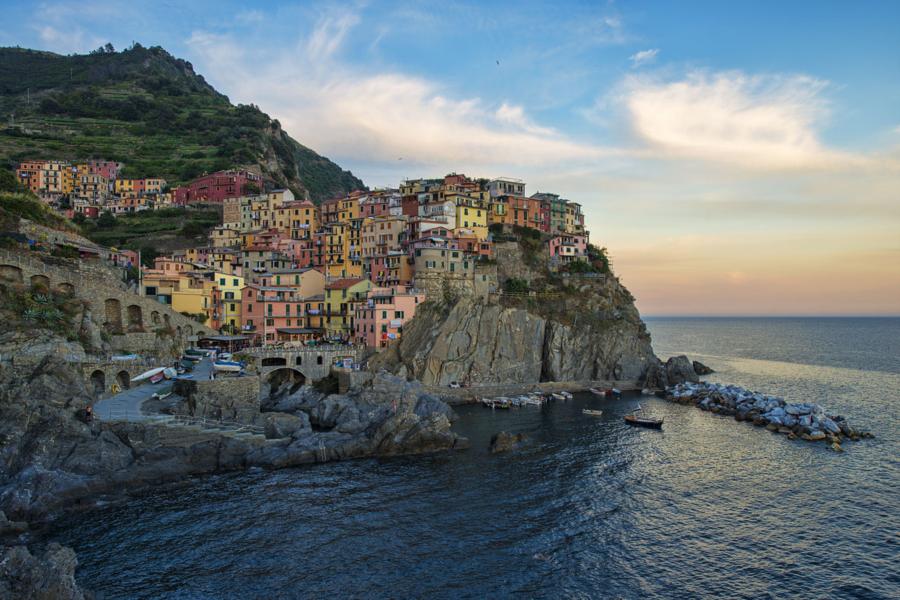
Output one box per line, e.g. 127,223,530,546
0,45,365,202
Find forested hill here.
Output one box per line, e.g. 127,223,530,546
0,45,365,202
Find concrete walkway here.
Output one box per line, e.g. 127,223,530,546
94,357,214,422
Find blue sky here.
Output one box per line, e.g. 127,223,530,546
2,1,899,315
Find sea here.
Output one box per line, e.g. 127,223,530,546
43,317,900,599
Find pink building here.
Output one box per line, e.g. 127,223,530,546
547,233,589,266
354,285,425,349
240,284,324,344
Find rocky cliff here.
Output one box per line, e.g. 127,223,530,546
373,241,658,386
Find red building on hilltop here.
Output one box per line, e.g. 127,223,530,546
174,169,262,204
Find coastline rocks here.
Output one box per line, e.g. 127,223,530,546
0,543,86,600
489,431,528,453
0,360,465,521
692,361,714,375
665,381,872,447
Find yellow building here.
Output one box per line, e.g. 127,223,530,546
324,278,372,335
212,271,245,330
451,194,488,241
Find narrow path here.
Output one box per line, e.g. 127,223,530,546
94,357,214,421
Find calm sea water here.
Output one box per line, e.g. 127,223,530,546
45,318,900,599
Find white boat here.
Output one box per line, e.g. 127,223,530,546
611,388,622,396
641,388,654,396
131,367,166,383
551,393,566,401
561,391,573,400
213,360,244,373
582,409,604,416
163,367,178,379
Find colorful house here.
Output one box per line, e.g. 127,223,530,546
353,286,426,349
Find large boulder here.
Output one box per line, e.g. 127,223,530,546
490,431,528,454
665,355,699,384
263,412,310,439
692,361,714,375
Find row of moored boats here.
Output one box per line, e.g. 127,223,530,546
480,388,664,429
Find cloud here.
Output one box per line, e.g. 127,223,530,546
629,48,659,67
186,18,616,175
34,24,105,54
235,9,265,25
619,70,868,170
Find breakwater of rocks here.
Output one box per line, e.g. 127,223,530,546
665,382,873,451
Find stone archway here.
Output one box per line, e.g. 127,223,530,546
262,357,287,367
185,325,193,336
56,282,75,295
90,370,105,397
0,265,23,284
295,356,303,366
126,304,144,332
151,310,160,325
104,298,123,334
30,274,50,292
264,368,307,401
115,370,131,391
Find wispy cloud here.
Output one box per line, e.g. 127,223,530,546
619,70,869,170
186,14,616,174
629,48,659,67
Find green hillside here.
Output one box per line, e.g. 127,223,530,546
0,44,365,202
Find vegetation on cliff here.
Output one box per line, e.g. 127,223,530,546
0,45,365,202
78,206,220,252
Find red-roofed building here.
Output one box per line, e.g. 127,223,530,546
174,169,262,204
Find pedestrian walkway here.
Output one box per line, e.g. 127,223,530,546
94,357,214,422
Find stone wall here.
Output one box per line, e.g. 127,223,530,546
415,263,497,301
0,249,213,357
244,346,363,383
175,376,261,424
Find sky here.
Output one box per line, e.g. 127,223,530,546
2,0,899,316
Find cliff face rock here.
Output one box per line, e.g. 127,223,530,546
0,543,86,600
375,242,657,386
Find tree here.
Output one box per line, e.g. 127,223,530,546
72,212,86,226
139,246,160,267
97,211,116,228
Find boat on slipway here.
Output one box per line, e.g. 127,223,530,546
582,409,604,417
213,360,245,373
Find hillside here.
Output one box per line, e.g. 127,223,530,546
0,45,365,202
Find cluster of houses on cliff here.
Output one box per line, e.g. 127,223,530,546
14,159,261,216
13,161,595,350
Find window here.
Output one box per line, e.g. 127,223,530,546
224,291,234,300
230,303,236,312
232,279,238,286
266,318,274,326
219,278,225,285
394,310,403,319
381,324,387,333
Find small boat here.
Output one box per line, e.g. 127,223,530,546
624,405,663,429
551,393,566,401
560,391,573,400
610,388,622,397
213,360,244,373
131,367,166,383
218,352,233,361
149,372,165,384
162,367,178,379
184,348,210,357
181,354,202,362
641,388,654,396
589,387,607,396
582,409,604,416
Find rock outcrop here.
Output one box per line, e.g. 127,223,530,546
0,543,86,600
372,244,657,386
0,357,464,521
489,431,528,453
